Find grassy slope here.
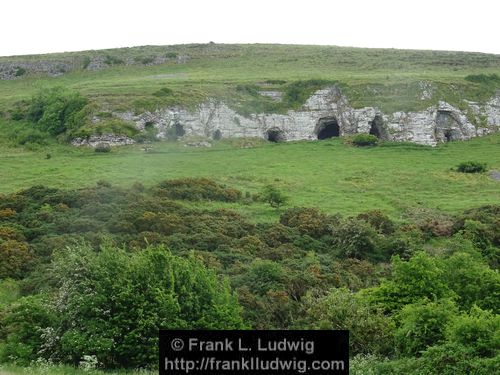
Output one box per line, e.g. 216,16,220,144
0,44,499,114
1,118,498,221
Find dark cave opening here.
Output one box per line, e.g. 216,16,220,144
267,128,286,142
369,115,384,138
316,118,340,140
444,129,452,142
213,129,222,140
174,123,185,137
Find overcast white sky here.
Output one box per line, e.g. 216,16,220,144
1,0,499,56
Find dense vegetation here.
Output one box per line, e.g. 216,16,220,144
0,180,498,372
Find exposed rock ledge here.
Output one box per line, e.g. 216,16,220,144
81,87,500,147
71,134,135,147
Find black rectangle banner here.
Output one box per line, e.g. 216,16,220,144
159,330,348,374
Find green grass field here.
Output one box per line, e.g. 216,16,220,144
1,120,498,222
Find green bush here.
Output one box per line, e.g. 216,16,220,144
351,134,379,147
465,73,500,85
0,295,54,365
154,178,242,202
445,306,500,357
332,218,381,260
279,207,335,238
26,87,88,136
395,299,458,357
153,87,173,97
301,288,395,355
104,54,124,65
456,161,487,173
32,245,244,368
364,252,455,313
261,185,289,209
419,342,499,375
14,67,26,77
441,251,500,311
357,210,395,234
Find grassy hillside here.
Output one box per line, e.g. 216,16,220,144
1,115,498,221
1,44,499,115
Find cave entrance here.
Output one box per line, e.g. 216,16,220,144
267,128,286,142
213,129,222,140
368,115,387,139
174,123,185,137
436,110,459,142
316,117,340,140
444,129,452,142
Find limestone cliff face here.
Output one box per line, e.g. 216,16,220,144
110,87,499,147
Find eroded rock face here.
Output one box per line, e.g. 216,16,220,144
111,87,500,146
71,134,135,147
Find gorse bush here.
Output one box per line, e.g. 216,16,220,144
154,178,242,202
456,161,487,173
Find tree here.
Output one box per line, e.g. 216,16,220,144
261,185,289,209
10,245,245,368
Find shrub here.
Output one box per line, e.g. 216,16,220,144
154,178,242,202
464,73,500,85
419,342,499,375
364,252,454,313
261,185,289,209
456,161,487,173
153,87,173,97
357,210,395,234
104,54,124,65
42,245,244,367
395,299,458,357
26,87,88,136
280,207,336,238
94,143,111,153
332,218,381,260
445,306,500,357
351,134,379,147
0,295,54,365
0,240,33,279
237,259,288,296
441,251,500,311
301,288,395,355
14,67,26,77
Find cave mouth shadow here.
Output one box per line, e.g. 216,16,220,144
267,128,286,143
369,114,388,139
436,110,460,143
315,117,340,140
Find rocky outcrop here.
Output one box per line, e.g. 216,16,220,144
0,54,190,80
0,60,80,80
71,134,135,147
114,87,500,146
